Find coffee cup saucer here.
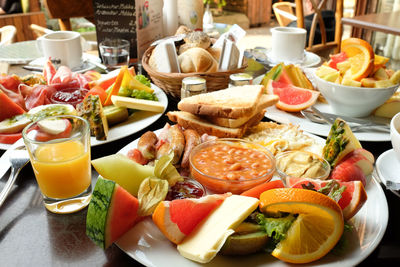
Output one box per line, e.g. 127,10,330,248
376,149,400,191
28,53,101,73
264,49,321,68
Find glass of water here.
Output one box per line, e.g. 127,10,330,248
99,38,130,69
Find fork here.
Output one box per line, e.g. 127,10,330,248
0,148,30,207
301,109,390,133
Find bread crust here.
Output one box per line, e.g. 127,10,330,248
167,111,265,138
177,86,278,119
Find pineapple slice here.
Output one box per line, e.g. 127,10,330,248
374,79,394,88
342,77,361,87
373,67,389,80
390,70,400,84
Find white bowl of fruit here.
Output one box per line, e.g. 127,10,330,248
314,38,400,117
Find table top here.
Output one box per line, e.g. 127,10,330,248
341,11,400,36
1,66,400,266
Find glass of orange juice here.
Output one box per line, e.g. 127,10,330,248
22,115,92,214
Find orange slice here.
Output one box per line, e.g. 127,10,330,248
374,54,390,72
341,38,374,81
260,188,344,264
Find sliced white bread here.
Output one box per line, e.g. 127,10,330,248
177,85,276,119
167,110,265,138
203,94,277,128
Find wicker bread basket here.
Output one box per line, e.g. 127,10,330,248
142,45,248,99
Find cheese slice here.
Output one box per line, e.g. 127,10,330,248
177,195,259,263
111,95,165,112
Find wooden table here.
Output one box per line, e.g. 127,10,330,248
341,11,400,36
1,63,400,266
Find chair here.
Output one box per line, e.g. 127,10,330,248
43,0,95,31
0,0,46,42
30,24,53,38
0,25,17,46
272,0,343,55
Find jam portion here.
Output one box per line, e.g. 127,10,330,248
50,88,89,107
166,180,205,200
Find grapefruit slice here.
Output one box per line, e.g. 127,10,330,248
290,178,367,220
152,194,229,244
266,80,320,112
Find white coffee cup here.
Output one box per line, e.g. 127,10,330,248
390,112,400,162
270,27,307,64
37,31,83,69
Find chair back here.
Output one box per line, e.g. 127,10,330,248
43,0,94,31
273,0,343,55
273,2,297,27
0,25,17,45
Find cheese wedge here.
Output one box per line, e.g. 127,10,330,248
177,195,259,263
111,95,165,112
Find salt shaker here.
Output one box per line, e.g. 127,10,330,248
181,77,207,99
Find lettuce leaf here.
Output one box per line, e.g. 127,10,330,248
255,213,296,243
135,74,151,87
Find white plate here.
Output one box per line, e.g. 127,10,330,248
265,49,321,68
0,41,42,64
376,149,400,190
0,84,168,150
115,131,389,267
28,53,101,74
264,102,391,142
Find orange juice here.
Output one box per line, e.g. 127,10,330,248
31,140,91,199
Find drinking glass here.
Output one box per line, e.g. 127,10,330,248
22,115,92,214
99,38,130,69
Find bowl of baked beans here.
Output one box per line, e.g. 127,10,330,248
189,138,275,194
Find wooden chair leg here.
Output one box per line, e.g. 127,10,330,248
58,18,72,31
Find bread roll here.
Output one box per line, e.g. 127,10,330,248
206,47,221,62
178,48,218,73
184,31,211,49
175,25,192,35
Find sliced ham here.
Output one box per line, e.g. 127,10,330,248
50,66,73,84
0,75,21,92
43,59,57,84
74,73,89,89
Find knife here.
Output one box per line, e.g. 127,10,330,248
0,138,26,180
310,106,390,133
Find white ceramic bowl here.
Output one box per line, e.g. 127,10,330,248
313,73,399,117
390,112,400,162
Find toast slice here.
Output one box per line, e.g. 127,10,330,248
177,85,276,119
167,111,265,138
204,94,277,128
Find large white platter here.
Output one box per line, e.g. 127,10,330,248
264,102,390,142
0,84,168,150
115,131,389,267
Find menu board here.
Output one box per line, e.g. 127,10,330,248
93,0,138,59
93,0,164,61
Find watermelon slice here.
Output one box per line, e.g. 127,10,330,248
86,177,140,249
152,194,230,244
0,90,25,121
266,80,320,112
290,178,367,220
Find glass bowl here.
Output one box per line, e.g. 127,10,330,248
189,138,276,194
50,88,89,107
275,150,331,187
